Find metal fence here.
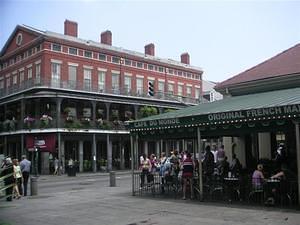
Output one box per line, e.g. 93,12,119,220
132,172,299,208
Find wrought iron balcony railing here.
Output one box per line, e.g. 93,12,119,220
0,77,200,105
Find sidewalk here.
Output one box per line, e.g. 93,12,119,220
37,169,132,181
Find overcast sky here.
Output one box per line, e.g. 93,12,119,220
1,0,299,82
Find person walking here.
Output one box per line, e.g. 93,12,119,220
12,159,22,199
20,155,31,196
53,157,59,175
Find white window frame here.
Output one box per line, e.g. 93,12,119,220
111,72,120,93
51,62,61,87
136,77,144,95
84,68,92,91
124,75,131,93
27,67,32,79
98,71,106,92
68,65,77,89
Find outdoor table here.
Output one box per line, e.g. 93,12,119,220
264,178,281,204
224,177,240,202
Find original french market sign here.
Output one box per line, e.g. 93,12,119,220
208,104,300,122
132,104,300,129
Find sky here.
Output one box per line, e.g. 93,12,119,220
0,0,299,83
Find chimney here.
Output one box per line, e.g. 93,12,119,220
101,30,112,45
145,43,155,56
181,53,190,64
64,20,78,37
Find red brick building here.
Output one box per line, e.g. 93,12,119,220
0,20,203,174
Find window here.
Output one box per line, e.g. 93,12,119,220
186,86,192,97
168,83,174,95
178,84,183,96
112,56,120,64
28,49,32,56
148,64,154,70
136,77,144,95
19,71,24,83
195,88,201,100
98,71,106,92
52,44,61,52
51,62,61,87
69,47,78,55
124,76,131,93
125,59,131,66
84,51,92,58
0,80,4,89
27,67,32,79
99,54,106,61
111,72,120,93
168,69,173,74
35,63,41,83
137,62,143,68
36,45,41,52
9,58,15,65
158,67,164,72
158,81,164,95
83,68,92,90
13,75,17,84
6,77,11,87
68,66,77,88
132,61,137,67
187,73,192,78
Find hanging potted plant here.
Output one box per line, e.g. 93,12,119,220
40,114,53,128
24,116,35,131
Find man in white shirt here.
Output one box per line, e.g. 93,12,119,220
20,155,31,196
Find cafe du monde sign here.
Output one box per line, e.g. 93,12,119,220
133,104,300,129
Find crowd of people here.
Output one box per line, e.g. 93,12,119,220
1,155,31,201
139,144,242,200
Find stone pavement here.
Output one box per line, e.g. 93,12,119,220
1,172,300,225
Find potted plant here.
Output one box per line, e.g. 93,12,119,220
40,114,53,128
24,116,35,131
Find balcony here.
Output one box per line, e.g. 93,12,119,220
0,116,127,133
0,77,200,105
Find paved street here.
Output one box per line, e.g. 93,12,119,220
1,172,300,225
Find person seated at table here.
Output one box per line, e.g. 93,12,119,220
252,164,265,190
267,164,296,205
230,154,241,177
217,156,230,178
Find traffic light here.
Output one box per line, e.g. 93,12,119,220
148,81,154,96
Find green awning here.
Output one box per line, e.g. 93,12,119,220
129,87,300,132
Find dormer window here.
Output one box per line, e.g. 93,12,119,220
16,33,23,46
